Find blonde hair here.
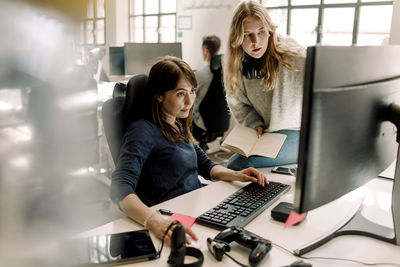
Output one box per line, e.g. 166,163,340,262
225,0,303,96
146,56,197,144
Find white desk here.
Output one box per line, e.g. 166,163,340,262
82,170,400,266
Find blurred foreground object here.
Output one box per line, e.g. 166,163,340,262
0,1,109,266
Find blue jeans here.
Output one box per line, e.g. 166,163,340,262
226,130,300,170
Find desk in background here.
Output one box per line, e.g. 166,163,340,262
82,169,400,266
108,75,134,83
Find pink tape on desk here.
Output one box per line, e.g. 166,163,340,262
168,213,196,228
284,211,307,228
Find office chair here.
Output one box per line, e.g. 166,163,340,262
197,54,231,150
102,74,147,165
112,82,126,98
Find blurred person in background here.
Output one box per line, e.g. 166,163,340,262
192,35,222,142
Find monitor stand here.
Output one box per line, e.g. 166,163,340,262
295,103,400,256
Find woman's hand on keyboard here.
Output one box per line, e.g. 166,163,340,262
237,167,269,186
210,166,269,186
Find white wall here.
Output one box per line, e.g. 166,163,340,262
389,0,400,44
176,0,240,70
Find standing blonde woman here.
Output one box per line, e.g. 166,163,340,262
224,0,306,170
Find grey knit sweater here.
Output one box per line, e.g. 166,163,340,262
228,53,306,132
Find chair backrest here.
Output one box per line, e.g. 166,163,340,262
102,74,147,165
199,54,230,134
112,82,126,98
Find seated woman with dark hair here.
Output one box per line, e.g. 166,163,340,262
110,56,268,245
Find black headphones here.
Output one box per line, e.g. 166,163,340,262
167,223,204,267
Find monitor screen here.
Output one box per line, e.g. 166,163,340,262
293,45,400,253
109,46,125,76
124,43,182,75
294,45,400,213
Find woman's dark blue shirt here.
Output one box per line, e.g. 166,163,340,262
110,119,216,207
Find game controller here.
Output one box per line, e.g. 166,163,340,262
207,226,271,266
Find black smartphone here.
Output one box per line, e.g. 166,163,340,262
271,166,296,176
64,230,158,266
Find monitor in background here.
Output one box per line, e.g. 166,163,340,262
109,46,125,76
294,45,400,255
124,43,182,75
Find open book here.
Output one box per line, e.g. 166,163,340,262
221,124,287,158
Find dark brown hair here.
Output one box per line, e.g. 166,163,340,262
202,35,221,57
146,56,197,144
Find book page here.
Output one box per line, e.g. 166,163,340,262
221,125,258,157
250,132,287,158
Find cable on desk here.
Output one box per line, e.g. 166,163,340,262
223,252,248,267
157,221,178,258
272,242,400,267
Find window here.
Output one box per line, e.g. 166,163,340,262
129,0,177,43
81,0,106,46
262,0,393,46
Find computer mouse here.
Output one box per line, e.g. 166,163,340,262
290,260,312,267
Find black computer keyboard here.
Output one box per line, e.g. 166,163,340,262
197,181,290,230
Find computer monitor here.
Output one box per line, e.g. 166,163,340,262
124,43,182,75
109,46,125,75
293,45,400,255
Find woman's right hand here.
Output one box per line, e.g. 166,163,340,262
146,213,198,245
255,126,263,138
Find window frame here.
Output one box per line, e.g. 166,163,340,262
81,0,106,46
262,0,393,45
128,0,177,43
